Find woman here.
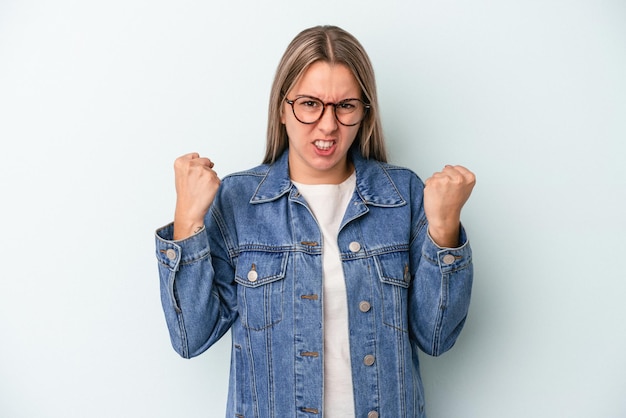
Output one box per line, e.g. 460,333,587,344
156,25,475,418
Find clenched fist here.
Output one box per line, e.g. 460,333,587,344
173,153,221,240
423,165,476,248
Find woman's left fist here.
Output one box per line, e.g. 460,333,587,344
423,165,476,247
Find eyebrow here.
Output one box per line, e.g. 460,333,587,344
294,94,361,102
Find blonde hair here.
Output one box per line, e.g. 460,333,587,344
263,25,387,164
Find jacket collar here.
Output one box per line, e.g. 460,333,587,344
250,148,406,207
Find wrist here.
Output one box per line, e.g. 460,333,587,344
173,216,205,241
427,223,460,248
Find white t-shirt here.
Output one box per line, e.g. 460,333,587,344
292,172,356,417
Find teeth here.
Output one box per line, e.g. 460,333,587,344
314,140,334,150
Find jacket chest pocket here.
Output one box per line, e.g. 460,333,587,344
374,251,410,332
235,251,288,331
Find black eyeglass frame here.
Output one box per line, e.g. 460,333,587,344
284,95,371,127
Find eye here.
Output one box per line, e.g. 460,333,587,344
296,97,322,109
303,101,318,107
336,100,359,113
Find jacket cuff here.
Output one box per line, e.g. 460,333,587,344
423,224,472,273
155,223,210,271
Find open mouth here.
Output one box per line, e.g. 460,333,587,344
314,140,335,150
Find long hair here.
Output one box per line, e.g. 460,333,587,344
263,25,387,164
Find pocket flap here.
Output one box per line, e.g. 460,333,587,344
374,251,411,288
235,251,288,288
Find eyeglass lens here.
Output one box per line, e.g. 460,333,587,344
291,97,366,126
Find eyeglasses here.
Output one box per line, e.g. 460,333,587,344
285,95,370,126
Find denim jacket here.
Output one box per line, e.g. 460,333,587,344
155,149,473,418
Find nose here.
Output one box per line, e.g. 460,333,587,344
317,104,338,133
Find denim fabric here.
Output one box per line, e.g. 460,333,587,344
155,149,473,418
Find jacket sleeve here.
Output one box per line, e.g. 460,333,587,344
155,207,238,359
407,179,473,357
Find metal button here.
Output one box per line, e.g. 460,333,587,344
165,249,177,260
368,411,379,418
359,301,371,312
349,241,361,252
363,354,375,366
442,254,456,264
247,270,258,282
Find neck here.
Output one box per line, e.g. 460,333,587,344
289,160,354,185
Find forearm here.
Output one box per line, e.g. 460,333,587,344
155,223,235,358
427,219,461,248
173,214,205,241
409,225,473,356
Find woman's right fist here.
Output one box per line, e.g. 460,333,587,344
173,153,221,240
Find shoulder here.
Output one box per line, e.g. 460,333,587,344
222,163,270,186
381,161,423,181
382,162,425,203
214,163,271,202
223,163,270,182
358,157,425,189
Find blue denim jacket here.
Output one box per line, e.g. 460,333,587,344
155,149,473,418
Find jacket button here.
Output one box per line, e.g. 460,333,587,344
363,354,375,366
349,241,361,252
359,301,371,312
247,270,258,282
165,249,177,260
368,411,379,418
442,254,456,264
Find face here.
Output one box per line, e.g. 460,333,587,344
281,61,362,184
